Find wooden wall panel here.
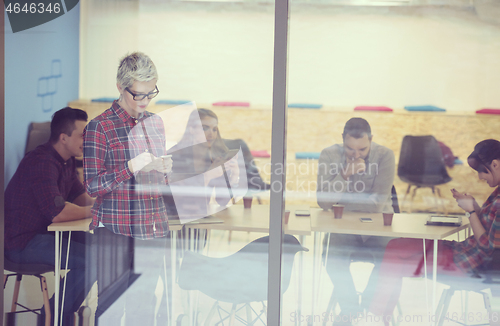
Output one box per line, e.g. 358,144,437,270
71,100,500,213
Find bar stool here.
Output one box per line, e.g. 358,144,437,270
4,258,54,326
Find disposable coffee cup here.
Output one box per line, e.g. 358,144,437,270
383,213,394,226
243,197,253,209
284,210,291,224
332,205,344,219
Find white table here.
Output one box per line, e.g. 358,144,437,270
47,218,93,326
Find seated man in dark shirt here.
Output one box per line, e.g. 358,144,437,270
4,107,95,325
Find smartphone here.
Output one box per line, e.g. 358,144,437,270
295,210,310,216
161,154,172,159
360,217,373,223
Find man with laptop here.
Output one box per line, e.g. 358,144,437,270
4,107,95,325
317,117,395,325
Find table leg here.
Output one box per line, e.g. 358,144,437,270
433,240,438,324
170,231,177,326
312,232,323,325
297,235,304,326
312,232,317,324
190,228,194,252
423,240,433,326
205,230,211,255
316,233,328,307
55,231,60,326
60,231,72,324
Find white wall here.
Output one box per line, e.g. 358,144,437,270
80,3,500,112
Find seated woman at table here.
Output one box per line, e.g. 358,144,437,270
164,108,243,222
367,139,500,325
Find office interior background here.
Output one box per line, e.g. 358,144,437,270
5,0,500,324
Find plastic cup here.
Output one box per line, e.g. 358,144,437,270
383,213,394,226
284,210,291,224
243,197,253,209
332,205,344,219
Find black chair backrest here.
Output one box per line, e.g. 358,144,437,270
25,121,51,155
223,138,270,191
398,135,451,186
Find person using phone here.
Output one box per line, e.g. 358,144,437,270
84,52,172,238
366,139,500,324
83,52,173,324
316,117,396,324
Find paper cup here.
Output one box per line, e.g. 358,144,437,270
332,205,344,219
243,197,253,209
284,210,291,224
383,213,394,226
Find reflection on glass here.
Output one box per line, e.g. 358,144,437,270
285,2,500,325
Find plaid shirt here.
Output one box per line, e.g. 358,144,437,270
452,187,500,272
5,143,85,250
83,101,169,239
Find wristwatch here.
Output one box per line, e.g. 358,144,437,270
465,210,475,218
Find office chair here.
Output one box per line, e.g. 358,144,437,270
433,250,500,326
25,121,84,173
177,234,308,325
25,121,51,155
398,135,452,214
4,258,54,326
223,138,271,243
223,139,271,201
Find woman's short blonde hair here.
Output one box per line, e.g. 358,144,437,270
116,52,158,89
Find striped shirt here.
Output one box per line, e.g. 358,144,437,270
83,101,169,239
452,187,500,271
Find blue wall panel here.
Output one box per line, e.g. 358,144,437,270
4,4,80,184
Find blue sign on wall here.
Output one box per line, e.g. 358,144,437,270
37,59,62,112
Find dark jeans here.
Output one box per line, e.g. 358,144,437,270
323,233,392,316
5,232,96,325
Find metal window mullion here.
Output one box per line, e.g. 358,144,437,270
268,0,290,323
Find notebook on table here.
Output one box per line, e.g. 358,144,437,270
426,215,462,227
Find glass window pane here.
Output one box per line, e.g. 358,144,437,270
79,1,278,325
286,1,500,325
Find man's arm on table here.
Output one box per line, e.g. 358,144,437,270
51,176,95,223
317,145,395,212
72,192,95,207
348,148,395,212
51,201,93,223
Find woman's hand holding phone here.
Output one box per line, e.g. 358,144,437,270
451,188,476,212
131,154,173,174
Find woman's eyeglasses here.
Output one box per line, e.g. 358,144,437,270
125,86,159,101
